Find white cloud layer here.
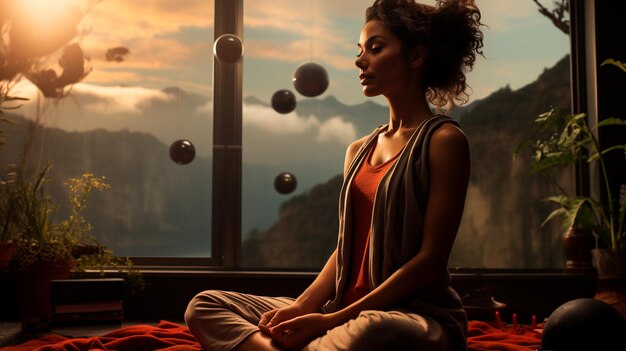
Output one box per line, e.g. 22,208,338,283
317,116,356,144
242,104,355,145
75,84,173,114
243,104,319,134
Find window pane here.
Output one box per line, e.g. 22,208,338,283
241,0,571,269
2,1,214,258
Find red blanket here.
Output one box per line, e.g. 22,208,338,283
1,320,541,351
467,320,542,351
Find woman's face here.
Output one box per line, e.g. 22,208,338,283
355,20,413,98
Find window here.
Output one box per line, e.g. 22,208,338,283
2,0,574,270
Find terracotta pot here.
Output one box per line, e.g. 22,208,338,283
0,242,15,269
561,228,595,272
12,260,73,332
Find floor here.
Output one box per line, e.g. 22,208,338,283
0,320,169,347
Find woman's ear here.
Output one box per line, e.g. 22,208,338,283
408,45,427,69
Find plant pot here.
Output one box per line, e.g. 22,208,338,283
11,260,73,333
592,248,626,280
592,248,626,319
561,228,595,272
0,242,15,269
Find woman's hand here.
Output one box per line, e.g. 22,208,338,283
269,313,339,351
258,303,309,335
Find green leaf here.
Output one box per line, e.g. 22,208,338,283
601,58,626,74
542,207,567,227
600,144,626,156
530,154,576,172
598,117,626,127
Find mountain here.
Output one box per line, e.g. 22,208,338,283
456,55,571,268
0,116,213,257
242,175,343,268
241,55,572,269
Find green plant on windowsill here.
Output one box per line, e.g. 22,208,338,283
516,58,626,275
0,161,143,292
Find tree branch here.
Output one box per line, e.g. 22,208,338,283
532,0,570,35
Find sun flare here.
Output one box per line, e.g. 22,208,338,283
6,0,87,58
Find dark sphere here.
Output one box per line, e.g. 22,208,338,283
271,89,297,114
292,61,329,97
213,34,243,63
274,172,297,194
540,298,626,351
169,139,196,165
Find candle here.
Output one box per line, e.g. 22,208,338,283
512,313,518,329
531,314,537,329
495,310,502,328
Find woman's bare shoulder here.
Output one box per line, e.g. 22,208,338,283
431,122,468,149
347,134,370,156
429,122,470,171
343,134,370,176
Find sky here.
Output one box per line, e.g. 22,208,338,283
12,0,570,110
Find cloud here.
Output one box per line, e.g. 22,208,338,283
83,0,213,39
73,83,173,114
241,103,355,145
245,39,355,70
196,100,212,114
477,0,539,32
85,70,144,84
243,2,359,71
243,104,319,134
79,0,213,84
317,116,356,144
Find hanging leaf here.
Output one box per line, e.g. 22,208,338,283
601,58,626,74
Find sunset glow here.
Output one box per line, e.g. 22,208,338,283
7,0,86,58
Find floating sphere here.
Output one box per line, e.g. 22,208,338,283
292,61,329,97
271,89,297,114
274,172,297,194
169,139,196,165
213,34,243,63
540,298,626,351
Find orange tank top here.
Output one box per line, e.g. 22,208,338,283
341,138,402,308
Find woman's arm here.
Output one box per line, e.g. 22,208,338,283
295,249,338,309
260,137,367,332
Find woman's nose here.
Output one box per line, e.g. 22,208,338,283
355,56,367,70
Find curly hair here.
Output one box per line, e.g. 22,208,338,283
365,0,484,108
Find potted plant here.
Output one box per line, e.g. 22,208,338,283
1,161,142,331
0,86,28,269
517,59,626,276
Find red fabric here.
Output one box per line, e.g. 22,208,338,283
467,320,542,351
0,321,202,351
1,320,541,351
342,140,399,308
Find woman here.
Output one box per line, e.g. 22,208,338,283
185,0,484,350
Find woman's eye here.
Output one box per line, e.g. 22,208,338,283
371,46,382,53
